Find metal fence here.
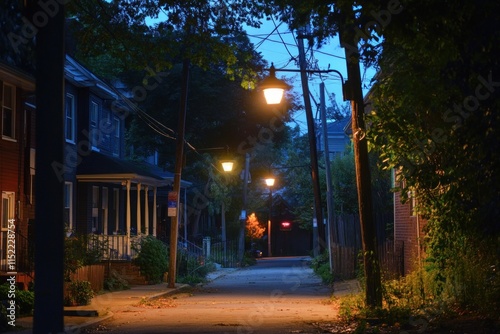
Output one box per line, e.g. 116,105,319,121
208,239,239,268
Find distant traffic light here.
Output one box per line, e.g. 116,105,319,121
280,221,292,231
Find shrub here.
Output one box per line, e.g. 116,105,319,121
66,280,94,306
132,235,168,284
104,269,130,291
0,283,35,316
64,234,107,281
311,252,334,284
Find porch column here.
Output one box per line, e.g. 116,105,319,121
144,186,149,235
126,180,131,255
136,183,142,235
153,186,157,237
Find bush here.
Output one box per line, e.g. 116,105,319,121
64,234,107,281
175,250,217,285
0,283,35,317
132,235,168,284
311,252,334,284
66,280,94,306
104,269,130,291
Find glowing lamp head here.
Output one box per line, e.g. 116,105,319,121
259,64,290,105
265,178,275,187
221,160,234,172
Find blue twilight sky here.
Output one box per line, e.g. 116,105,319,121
246,20,377,133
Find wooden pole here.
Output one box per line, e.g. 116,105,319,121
297,34,325,255
340,9,382,307
168,59,190,288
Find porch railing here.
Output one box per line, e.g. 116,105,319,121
89,234,140,260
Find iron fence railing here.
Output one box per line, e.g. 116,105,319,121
209,239,238,268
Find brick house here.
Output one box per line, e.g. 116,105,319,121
393,172,427,274
1,55,186,288
0,60,36,288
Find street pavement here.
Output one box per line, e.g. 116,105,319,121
7,259,360,333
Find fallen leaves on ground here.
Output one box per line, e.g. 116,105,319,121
136,297,177,308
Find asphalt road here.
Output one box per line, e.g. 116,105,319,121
84,256,339,333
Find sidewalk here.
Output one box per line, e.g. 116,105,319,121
7,268,236,333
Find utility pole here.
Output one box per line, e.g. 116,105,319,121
297,33,325,255
340,8,382,307
238,153,250,265
320,83,336,273
30,0,65,331
168,59,190,288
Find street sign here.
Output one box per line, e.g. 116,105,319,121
168,191,177,217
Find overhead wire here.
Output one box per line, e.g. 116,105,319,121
271,16,296,61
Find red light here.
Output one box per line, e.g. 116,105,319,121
280,221,292,231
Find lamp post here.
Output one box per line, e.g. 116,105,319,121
265,177,275,257
238,153,250,265
260,61,345,256
259,23,382,307
220,159,234,267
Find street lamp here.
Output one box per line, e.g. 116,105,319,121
265,177,275,257
259,59,345,255
258,64,291,104
220,160,234,172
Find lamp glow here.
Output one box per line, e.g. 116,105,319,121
258,64,290,105
265,178,275,187
221,161,234,172
263,88,285,105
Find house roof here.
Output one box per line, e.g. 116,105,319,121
0,60,35,91
64,55,117,100
326,117,351,135
76,151,190,188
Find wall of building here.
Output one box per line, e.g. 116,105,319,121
393,189,427,274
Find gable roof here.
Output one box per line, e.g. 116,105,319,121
64,55,117,100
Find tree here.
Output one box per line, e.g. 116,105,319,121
367,0,500,313
66,0,271,78
246,213,265,240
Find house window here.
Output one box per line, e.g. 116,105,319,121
90,101,98,128
408,189,416,217
92,186,99,232
112,117,120,156
1,192,15,268
64,182,73,231
65,94,76,143
2,83,16,140
102,187,108,235
113,188,120,233
90,101,100,150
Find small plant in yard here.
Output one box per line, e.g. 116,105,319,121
176,252,216,285
132,235,168,284
311,251,334,284
66,280,94,306
104,269,130,291
0,283,35,323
